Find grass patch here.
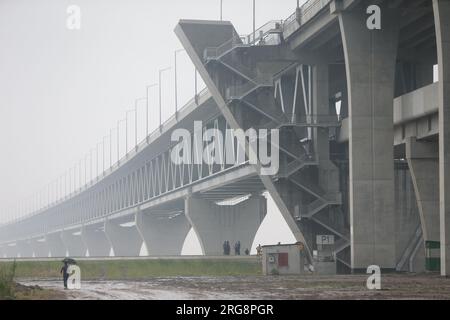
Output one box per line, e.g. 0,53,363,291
0,260,16,299
0,258,261,280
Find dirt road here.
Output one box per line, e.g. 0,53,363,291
19,274,450,300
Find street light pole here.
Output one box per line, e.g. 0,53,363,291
174,49,184,117
110,128,113,168
253,0,256,43
146,84,157,139
159,67,171,130
135,97,146,149
103,136,108,175
97,142,102,180
117,120,121,163
220,0,223,20
90,149,94,184
125,109,134,156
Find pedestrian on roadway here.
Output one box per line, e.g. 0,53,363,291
60,261,69,289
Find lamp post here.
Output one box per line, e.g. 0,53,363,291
253,0,256,44
159,67,171,130
125,109,135,156
103,135,109,175
220,0,223,20
110,128,114,168
174,49,185,116
146,84,158,139
135,97,146,149
90,149,94,184
73,166,76,194
97,142,102,180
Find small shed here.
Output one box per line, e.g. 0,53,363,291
261,242,306,275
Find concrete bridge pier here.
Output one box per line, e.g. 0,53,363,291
338,3,400,271
136,210,191,256
46,232,67,258
185,195,266,255
81,224,111,257
433,0,450,277
61,229,87,257
406,138,440,271
17,239,34,258
105,218,143,257
32,237,49,258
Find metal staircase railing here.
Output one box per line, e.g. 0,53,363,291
283,0,332,38
204,20,283,61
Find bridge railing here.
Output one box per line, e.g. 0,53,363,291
204,20,283,61
283,0,332,39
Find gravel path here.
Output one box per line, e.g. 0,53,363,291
19,274,450,300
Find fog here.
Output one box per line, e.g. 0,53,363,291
0,0,305,251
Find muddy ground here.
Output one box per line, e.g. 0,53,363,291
19,274,450,300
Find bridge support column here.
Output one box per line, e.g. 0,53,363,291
81,224,111,257
406,138,440,271
338,4,399,271
46,232,67,258
104,219,143,257
61,229,87,257
17,240,34,258
433,0,450,276
32,237,49,258
136,211,191,256
185,195,266,255
313,64,341,197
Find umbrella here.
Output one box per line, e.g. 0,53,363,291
62,258,77,265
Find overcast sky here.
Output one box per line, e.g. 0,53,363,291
0,0,305,253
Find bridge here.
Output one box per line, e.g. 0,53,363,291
1,0,450,276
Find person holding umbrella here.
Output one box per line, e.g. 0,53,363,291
60,258,77,289
60,260,69,289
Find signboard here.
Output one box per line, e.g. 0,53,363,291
316,235,335,245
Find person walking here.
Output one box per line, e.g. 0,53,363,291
60,261,69,289
235,241,241,255
223,241,227,255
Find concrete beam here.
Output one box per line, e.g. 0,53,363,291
104,218,143,257
433,0,450,276
136,210,191,256
81,224,111,257
185,195,266,255
339,3,399,270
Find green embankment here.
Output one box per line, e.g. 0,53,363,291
0,258,261,280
